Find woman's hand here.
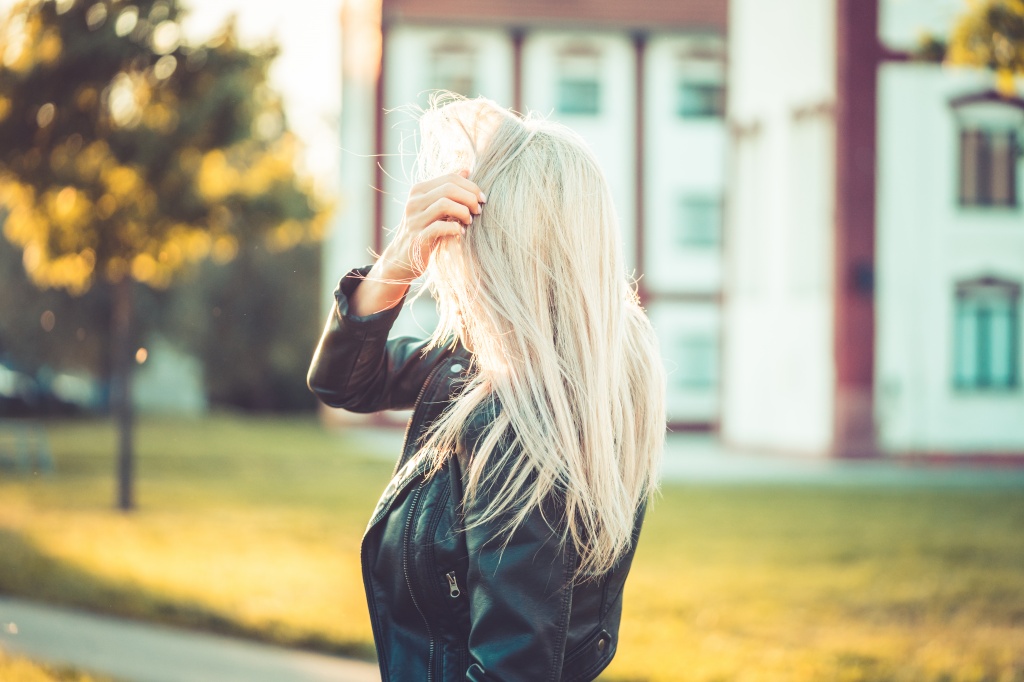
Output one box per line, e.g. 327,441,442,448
348,171,485,316
377,171,486,282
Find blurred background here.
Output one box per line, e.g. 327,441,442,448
0,0,1023,681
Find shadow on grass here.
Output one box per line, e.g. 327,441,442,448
0,527,377,662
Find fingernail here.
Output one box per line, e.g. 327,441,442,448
479,192,487,203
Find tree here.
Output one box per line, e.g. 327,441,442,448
160,238,323,412
940,0,1024,94
0,0,328,510
0,219,321,416
0,223,118,384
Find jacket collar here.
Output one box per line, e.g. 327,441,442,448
364,350,474,536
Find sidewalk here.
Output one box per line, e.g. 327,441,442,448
0,597,380,682
662,433,1024,486
346,426,1024,487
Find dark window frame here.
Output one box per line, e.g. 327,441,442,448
958,128,1019,207
951,90,1024,209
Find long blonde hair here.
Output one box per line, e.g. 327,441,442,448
415,97,666,578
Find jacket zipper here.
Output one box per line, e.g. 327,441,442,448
403,481,436,682
446,571,462,598
360,356,443,682
370,353,463,680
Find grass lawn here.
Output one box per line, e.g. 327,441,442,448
0,415,1022,681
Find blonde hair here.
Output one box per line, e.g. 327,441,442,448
415,97,666,578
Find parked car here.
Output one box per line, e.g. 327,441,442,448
0,360,102,416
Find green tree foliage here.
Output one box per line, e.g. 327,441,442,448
946,0,1024,93
0,0,329,508
0,228,117,380
0,225,321,414
0,0,327,289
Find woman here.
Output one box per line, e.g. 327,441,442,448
308,98,666,682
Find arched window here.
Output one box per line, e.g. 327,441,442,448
953,276,1021,390
951,91,1024,208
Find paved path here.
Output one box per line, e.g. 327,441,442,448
346,426,1024,487
0,597,380,682
661,434,1024,486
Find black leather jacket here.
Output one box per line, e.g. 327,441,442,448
307,267,645,682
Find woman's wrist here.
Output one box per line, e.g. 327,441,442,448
373,243,417,283
347,251,413,317
373,259,415,284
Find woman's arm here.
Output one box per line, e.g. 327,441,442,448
306,172,484,412
307,266,443,412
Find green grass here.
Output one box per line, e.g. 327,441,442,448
1,415,1023,681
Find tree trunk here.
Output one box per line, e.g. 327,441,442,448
111,276,135,511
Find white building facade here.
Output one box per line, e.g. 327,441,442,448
876,4,1024,456
723,0,840,457
329,0,728,428
727,0,1024,458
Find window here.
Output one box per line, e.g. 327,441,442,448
953,277,1020,390
557,48,601,116
675,46,725,119
430,43,476,97
951,91,1024,208
677,81,725,118
959,128,1018,207
674,335,718,389
559,80,600,115
675,195,721,248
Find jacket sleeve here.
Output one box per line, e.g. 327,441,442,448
306,266,449,413
461,431,576,682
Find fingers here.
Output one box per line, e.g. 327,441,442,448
412,172,486,205
414,220,465,269
423,196,473,228
396,171,483,274
413,183,482,221
420,220,465,244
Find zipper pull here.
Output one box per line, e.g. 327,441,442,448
446,571,461,598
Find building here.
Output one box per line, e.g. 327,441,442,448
725,0,1024,458
327,0,729,428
